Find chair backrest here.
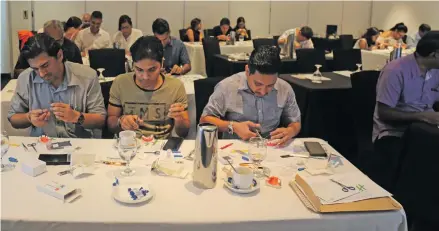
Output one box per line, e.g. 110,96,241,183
311,37,329,52
295,49,327,73
333,49,362,71
201,37,221,77
179,29,187,41
252,38,276,50
88,49,126,77
194,77,224,124
339,34,354,49
350,70,380,155
204,29,215,37
273,35,280,46
326,25,338,38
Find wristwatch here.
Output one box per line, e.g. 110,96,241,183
227,121,234,135
75,112,85,126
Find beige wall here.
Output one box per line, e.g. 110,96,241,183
6,1,439,74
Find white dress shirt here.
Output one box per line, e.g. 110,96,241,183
75,28,112,52
112,28,143,52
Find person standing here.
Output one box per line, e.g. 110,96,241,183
75,11,112,56
112,15,143,55
8,34,106,138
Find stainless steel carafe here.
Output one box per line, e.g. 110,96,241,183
390,42,402,61
193,123,218,189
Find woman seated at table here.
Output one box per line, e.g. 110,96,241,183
376,23,408,49
113,15,143,55
183,18,203,42
233,17,251,41
64,16,82,41
354,27,380,50
213,18,232,41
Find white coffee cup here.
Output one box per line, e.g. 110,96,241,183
232,166,254,189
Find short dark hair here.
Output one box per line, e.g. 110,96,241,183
152,18,170,35
190,18,201,31
91,11,103,20
419,24,431,33
64,16,82,32
390,23,407,33
300,26,313,39
248,45,281,75
130,36,164,63
118,15,132,31
416,31,439,57
220,18,230,26
21,33,63,61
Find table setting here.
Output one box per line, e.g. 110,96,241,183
0,123,407,231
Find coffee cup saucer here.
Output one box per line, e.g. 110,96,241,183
223,177,260,194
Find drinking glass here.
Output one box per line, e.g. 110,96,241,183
117,131,138,176
97,68,105,81
356,64,362,72
248,137,267,178
239,35,244,42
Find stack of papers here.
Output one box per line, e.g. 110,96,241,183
297,172,392,205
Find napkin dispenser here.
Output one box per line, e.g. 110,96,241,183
285,32,296,59
193,123,218,189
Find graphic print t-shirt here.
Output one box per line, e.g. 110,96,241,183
109,73,188,139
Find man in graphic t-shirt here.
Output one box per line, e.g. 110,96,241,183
107,36,190,139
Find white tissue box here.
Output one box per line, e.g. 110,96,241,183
37,181,82,203
22,159,47,177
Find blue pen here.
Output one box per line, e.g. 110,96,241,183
242,156,249,161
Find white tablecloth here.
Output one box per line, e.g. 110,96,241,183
185,41,254,76
1,137,407,231
1,75,205,139
361,49,414,71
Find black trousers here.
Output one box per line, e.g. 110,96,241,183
372,136,404,193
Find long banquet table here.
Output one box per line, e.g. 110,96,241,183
1,136,407,231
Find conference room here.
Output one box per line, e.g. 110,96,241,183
1,1,439,231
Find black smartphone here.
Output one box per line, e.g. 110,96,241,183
162,137,184,151
38,154,70,165
304,142,328,158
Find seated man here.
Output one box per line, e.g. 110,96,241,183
152,18,191,75
8,34,107,138
278,26,314,54
14,20,82,78
213,18,232,41
107,36,190,139
407,23,431,49
200,46,301,146
75,11,112,56
372,31,439,192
